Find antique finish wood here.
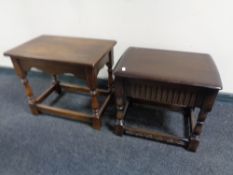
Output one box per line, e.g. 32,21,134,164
4,35,116,130
114,47,222,152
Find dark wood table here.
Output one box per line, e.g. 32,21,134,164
4,35,116,129
114,47,222,152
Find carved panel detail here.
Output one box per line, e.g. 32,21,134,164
125,81,204,107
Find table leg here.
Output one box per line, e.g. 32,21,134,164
52,75,62,94
187,109,208,152
91,89,101,129
115,98,125,136
86,70,101,129
106,50,113,92
115,80,125,136
11,58,39,115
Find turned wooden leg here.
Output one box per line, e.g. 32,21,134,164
115,78,125,136
52,74,62,94
91,89,101,129
115,97,125,136
106,50,113,92
86,68,101,130
187,109,208,152
11,58,39,115
21,77,39,115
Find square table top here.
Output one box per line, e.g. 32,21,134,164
114,47,222,90
4,35,116,67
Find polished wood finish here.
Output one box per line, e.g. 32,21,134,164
115,47,222,89
114,47,222,152
4,35,115,66
4,35,116,129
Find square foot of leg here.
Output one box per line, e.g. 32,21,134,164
115,125,124,136
92,118,101,130
29,104,40,115
187,138,200,152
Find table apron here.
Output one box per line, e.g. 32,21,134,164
13,57,91,80
120,78,218,110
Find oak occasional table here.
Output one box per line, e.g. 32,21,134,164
4,35,116,129
114,47,222,152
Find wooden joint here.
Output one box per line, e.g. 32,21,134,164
90,90,97,96
93,110,99,117
116,119,124,126
21,78,28,84
117,106,124,111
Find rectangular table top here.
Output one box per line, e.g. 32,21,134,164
114,47,222,90
4,35,116,67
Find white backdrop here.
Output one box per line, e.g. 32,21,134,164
0,0,232,93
